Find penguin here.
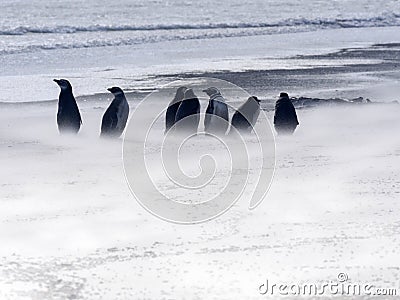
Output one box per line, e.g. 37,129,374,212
165,86,187,134
54,79,82,134
230,96,261,134
273,92,299,135
203,87,229,135
100,87,129,138
174,88,200,134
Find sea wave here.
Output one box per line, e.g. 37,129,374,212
1,13,400,36
1,13,400,55
0,29,287,55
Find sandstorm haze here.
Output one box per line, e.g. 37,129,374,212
1,0,400,299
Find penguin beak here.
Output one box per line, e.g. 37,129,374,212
107,88,112,92
53,79,60,84
202,89,208,93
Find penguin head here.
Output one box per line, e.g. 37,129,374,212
279,92,289,99
107,87,124,97
174,86,188,99
249,96,260,103
183,88,196,99
53,79,72,91
202,87,221,97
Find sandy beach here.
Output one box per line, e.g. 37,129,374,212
1,101,400,299
2,46,400,298
1,0,400,298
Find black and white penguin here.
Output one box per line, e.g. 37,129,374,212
174,88,200,134
54,79,82,134
100,87,129,138
230,96,261,134
165,86,187,134
274,92,299,135
203,87,229,135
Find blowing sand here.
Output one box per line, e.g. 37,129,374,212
1,93,399,298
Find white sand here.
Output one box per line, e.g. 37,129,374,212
1,98,399,299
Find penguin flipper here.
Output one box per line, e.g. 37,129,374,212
101,109,118,135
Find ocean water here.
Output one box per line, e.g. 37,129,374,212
0,0,400,103
1,0,400,55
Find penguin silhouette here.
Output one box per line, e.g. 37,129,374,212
100,87,129,138
274,92,299,135
54,79,82,134
165,86,187,134
203,87,229,135
230,96,260,134
174,88,200,134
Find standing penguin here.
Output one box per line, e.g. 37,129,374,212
203,87,229,135
274,92,299,135
230,96,261,134
174,88,200,134
100,87,129,138
54,79,82,134
165,86,187,134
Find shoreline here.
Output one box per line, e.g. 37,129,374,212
1,27,400,104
